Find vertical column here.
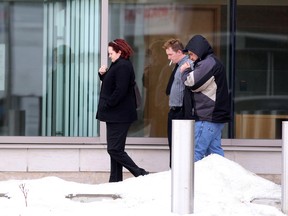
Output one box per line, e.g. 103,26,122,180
282,121,288,214
171,119,194,214
100,0,109,143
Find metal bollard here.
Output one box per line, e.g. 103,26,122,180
282,121,288,214
171,119,194,215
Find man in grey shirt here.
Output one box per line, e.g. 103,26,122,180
163,38,193,167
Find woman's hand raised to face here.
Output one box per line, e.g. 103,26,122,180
99,65,108,75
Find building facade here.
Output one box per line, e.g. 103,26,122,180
0,0,288,181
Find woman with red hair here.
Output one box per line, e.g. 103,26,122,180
96,39,148,182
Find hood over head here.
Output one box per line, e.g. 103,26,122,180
183,35,213,60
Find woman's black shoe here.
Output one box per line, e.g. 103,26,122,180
140,168,149,176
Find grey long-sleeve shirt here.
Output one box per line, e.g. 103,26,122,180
169,55,193,107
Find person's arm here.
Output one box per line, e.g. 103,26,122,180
98,65,108,80
180,61,193,84
182,58,215,92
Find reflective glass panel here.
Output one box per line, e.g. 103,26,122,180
109,1,230,138
0,0,101,137
235,1,288,139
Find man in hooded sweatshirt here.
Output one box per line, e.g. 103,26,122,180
180,35,231,162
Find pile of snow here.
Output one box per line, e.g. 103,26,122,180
0,154,286,216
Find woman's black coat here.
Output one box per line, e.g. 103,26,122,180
96,57,137,123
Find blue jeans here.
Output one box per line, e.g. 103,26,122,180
194,121,224,162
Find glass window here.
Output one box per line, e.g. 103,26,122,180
109,1,230,138
235,1,288,139
0,0,101,137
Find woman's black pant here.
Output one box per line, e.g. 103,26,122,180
106,122,143,182
167,107,184,168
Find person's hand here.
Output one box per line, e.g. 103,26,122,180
99,65,108,75
180,62,191,73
